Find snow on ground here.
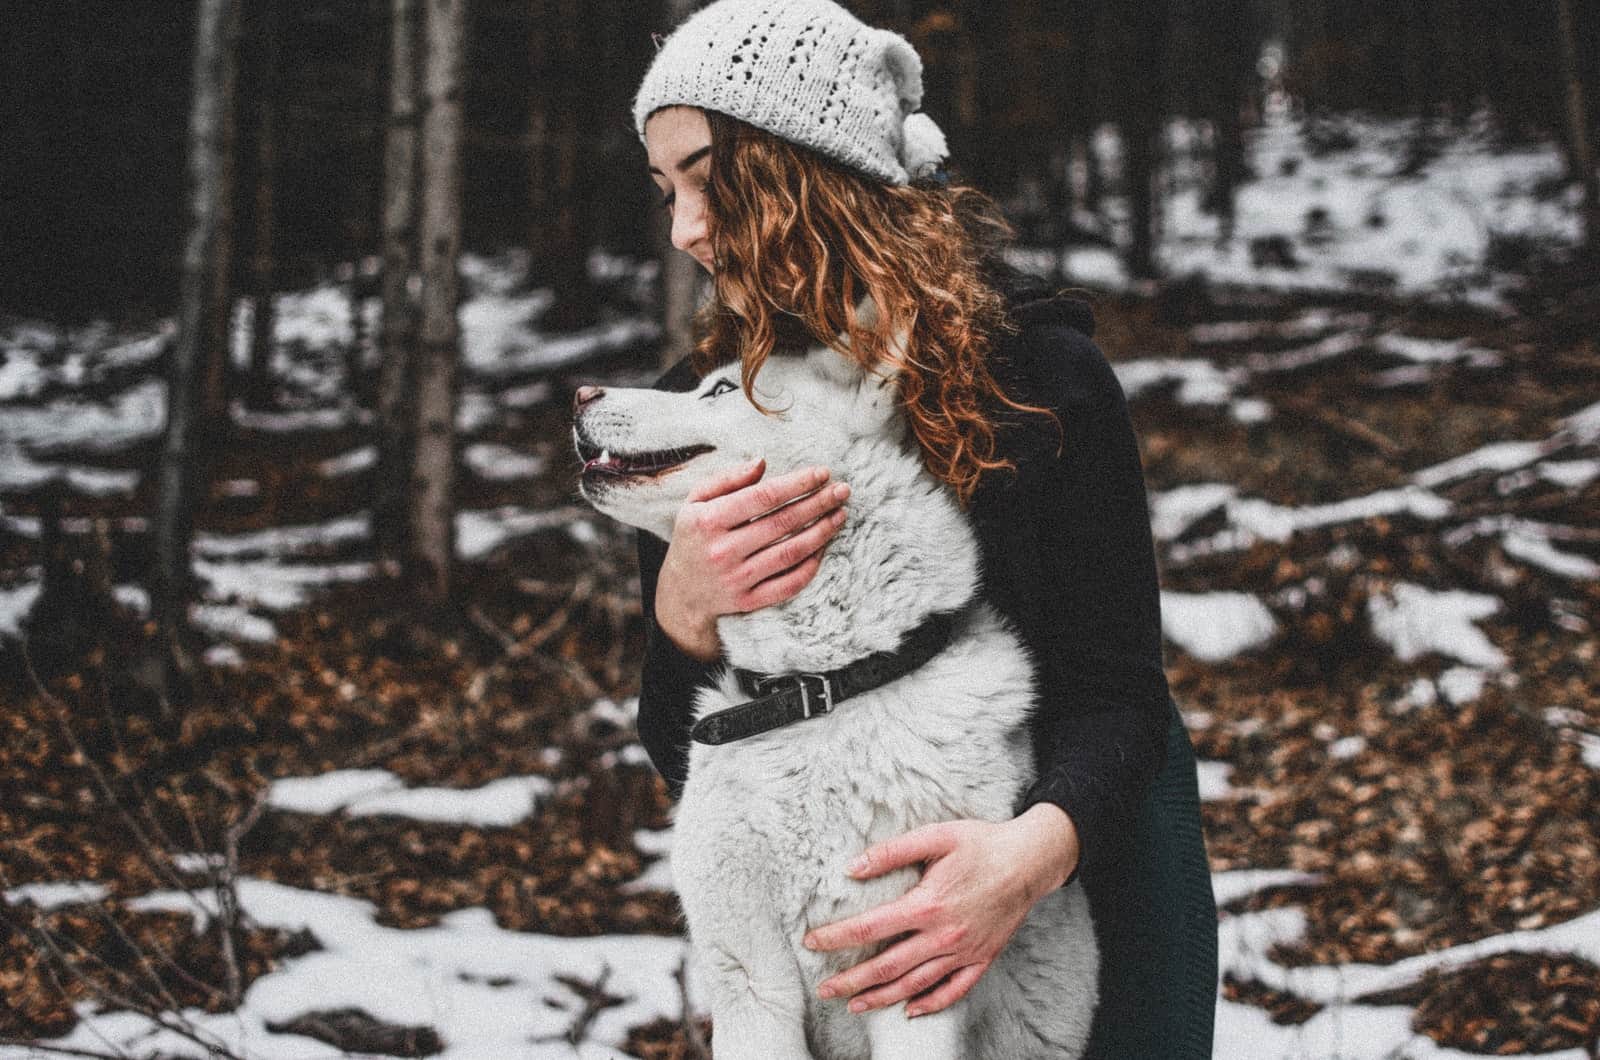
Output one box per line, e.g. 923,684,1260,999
1152,98,1579,308
1161,590,1279,662
1366,583,1508,669
267,768,553,828
464,442,550,481
1,878,691,1060
2,879,111,910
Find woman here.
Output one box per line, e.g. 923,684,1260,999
628,1,1216,1055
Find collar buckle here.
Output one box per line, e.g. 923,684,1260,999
754,671,834,718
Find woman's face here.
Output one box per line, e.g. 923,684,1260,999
644,106,716,275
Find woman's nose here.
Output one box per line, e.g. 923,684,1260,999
573,385,604,410
671,200,707,255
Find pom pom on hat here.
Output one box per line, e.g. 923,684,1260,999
899,112,949,182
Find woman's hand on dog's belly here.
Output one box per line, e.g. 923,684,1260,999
656,457,850,661
801,807,1081,1018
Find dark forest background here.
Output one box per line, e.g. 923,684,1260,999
5,0,1599,324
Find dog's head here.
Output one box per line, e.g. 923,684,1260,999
572,342,903,541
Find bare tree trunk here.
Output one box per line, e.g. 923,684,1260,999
658,0,704,371
1556,0,1600,253
409,0,466,602
376,0,423,574
153,0,242,706
200,0,242,425
245,0,281,409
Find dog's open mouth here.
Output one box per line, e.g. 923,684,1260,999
576,437,714,480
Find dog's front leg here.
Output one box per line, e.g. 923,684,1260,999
697,934,815,1059
862,1001,964,1060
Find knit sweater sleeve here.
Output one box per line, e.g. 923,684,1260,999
635,528,721,801
632,355,721,801
994,320,1172,888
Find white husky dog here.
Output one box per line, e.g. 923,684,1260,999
572,313,1097,1059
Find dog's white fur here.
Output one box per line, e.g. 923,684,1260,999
573,306,1098,1058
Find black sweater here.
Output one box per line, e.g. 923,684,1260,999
632,289,1172,885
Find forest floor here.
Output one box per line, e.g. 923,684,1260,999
0,253,1598,1057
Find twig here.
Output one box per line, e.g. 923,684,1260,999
532,963,627,1047
20,648,202,910
1273,393,1404,459
674,953,711,1059
218,787,269,1006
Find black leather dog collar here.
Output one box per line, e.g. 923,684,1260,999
689,606,968,746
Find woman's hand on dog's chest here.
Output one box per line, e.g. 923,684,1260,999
656,456,850,660
801,807,1082,1019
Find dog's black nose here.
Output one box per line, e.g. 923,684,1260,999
573,385,604,411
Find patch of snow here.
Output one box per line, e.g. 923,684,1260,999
347,775,552,828
1194,760,1237,800
315,445,377,477
267,769,552,828
1113,358,1242,406
1245,328,1370,374
203,643,244,668
457,388,499,434
468,318,662,380
465,443,548,481
268,769,405,815
0,442,140,495
231,401,371,433
1228,486,1453,544
1538,458,1600,490
1502,529,1600,579
190,603,277,644
1227,397,1273,423
1372,332,1501,366
1563,399,1600,442
1150,483,1239,541
1328,735,1366,760
623,827,676,894
1161,591,1278,661
195,558,374,611
195,514,370,560
3,880,110,910
500,380,552,408
1413,439,1552,488
1429,667,1486,706
456,505,588,561
271,284,356,352
0,580,42,639
1367,583,1507,669
1391,676,1440,714
1210,868,1322,908
0,379,165,454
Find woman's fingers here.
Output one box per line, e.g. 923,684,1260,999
724,479,850,560
847,822,961,880
686,456,766,505
845,954,965,1014
735,506,847,595
817,937,952,1003
736,548,826,612
904,961,988,1019
803,886,933,953
716,464,832,529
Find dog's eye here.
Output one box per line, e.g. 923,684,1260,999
701,379,738,399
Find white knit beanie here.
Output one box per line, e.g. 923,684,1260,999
632,0,950,186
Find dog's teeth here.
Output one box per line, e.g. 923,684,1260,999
599,449,611,464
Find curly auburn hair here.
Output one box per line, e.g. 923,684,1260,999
687,108,1065,508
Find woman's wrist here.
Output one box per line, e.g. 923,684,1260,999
656,590,723,663
1012,802,1082,898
